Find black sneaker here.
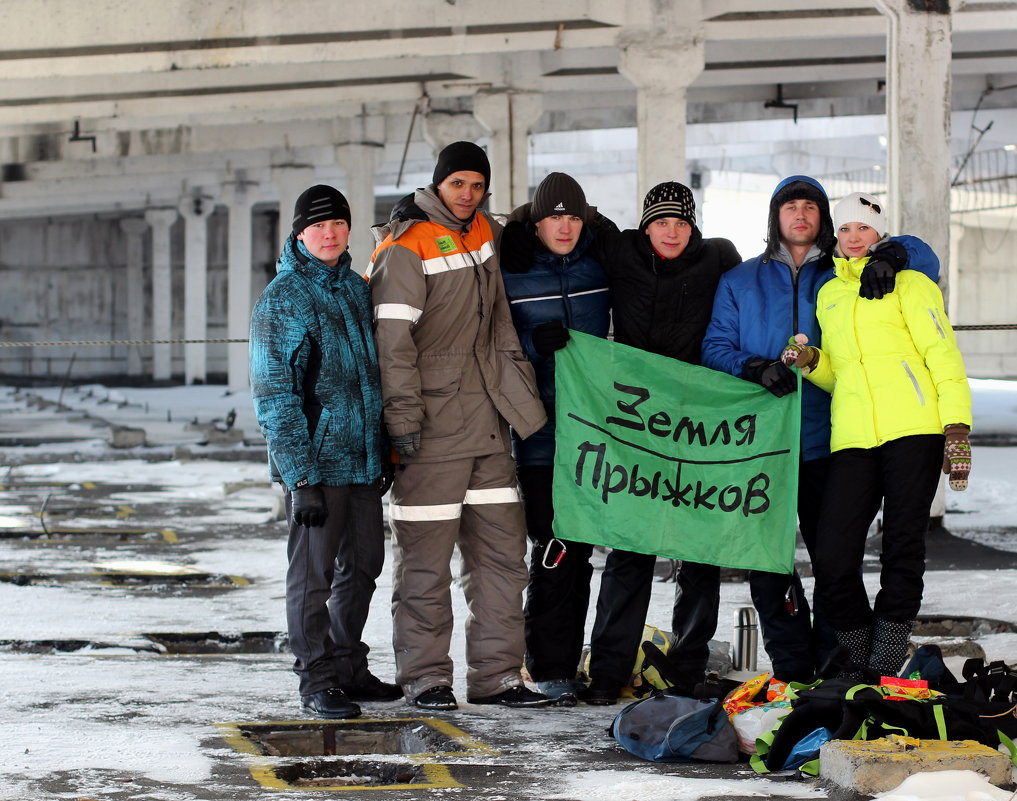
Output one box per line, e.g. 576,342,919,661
579,679,620,706
410,685,458,710
301,687,361,719
467,685,554,708
340,673,403,702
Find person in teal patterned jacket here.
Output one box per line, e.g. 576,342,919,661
250,184,398,720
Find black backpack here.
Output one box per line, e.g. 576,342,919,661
752,670,1017,776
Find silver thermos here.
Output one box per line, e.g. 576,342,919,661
732,606,758,671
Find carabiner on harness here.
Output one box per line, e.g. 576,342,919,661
542,538,567,569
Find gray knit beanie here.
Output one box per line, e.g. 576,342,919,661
530,172,588,221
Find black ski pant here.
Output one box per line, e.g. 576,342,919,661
813,435,943,630
519,465,595,682
285,483,385,696
588,548,658,689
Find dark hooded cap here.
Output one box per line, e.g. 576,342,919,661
765,174,835,257
432,141,491,188
530,172,588,222
639,181,696,230
292,184,351,235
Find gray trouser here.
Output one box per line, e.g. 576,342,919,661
285,483,385,695
389,453,528,699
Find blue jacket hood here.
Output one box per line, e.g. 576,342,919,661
770,174,828,202
766,174,835,260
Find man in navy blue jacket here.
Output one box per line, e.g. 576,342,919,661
500,172,612,706
677,175,941,689
250,185,399,719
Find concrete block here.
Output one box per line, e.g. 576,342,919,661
223,480,273,495
109,425,146,449
939,639,986,659
820,737,1010,796
270,486,287,521
204,427,245,445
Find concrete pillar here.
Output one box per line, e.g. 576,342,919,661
177,191,216,385
473,90,543,213
335,142,383,271
119,217,148,376
617,9,705,205
688,165,711,230
875,0,953,290
221,178,256,393
948,220,965,316
144,208,178,381
422,112,485,156
271,165,315,255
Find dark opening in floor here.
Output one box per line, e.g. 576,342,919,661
239,720,469,757
273,759,424,788
144,631,286,654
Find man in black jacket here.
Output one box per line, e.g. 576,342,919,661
580,181,742,704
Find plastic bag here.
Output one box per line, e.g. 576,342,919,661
730,702,791,755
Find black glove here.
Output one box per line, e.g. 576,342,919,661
499,220,536,274
743,357,797,398
377,461,394,496
859,240,907,300
391,431,421,457
586,210,620,234
531,320,570,356
291,484,327,528
389,193,427,223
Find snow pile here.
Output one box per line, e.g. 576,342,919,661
874,769,1015,800
545,769,826,800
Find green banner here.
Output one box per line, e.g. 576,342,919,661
552,331,801,574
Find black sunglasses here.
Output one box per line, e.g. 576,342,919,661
859,196,882,215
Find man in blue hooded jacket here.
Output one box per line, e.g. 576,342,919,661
670,175,940,690
250,184,399,719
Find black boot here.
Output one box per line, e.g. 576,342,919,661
868,618,914,679
834,626,872,681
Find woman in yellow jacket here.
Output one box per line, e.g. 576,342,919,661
782,192,972,678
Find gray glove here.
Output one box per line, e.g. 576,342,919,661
391,431,421,457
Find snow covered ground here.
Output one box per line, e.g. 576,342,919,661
0,378,1015,800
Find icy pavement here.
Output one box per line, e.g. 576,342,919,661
1,382,1016,800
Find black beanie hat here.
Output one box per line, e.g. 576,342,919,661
530,172,587,222
432,141,491,188
639,181,696,229
292,184,351,234
765,175,835,258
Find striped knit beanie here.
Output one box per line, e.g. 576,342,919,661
639,181,696,229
